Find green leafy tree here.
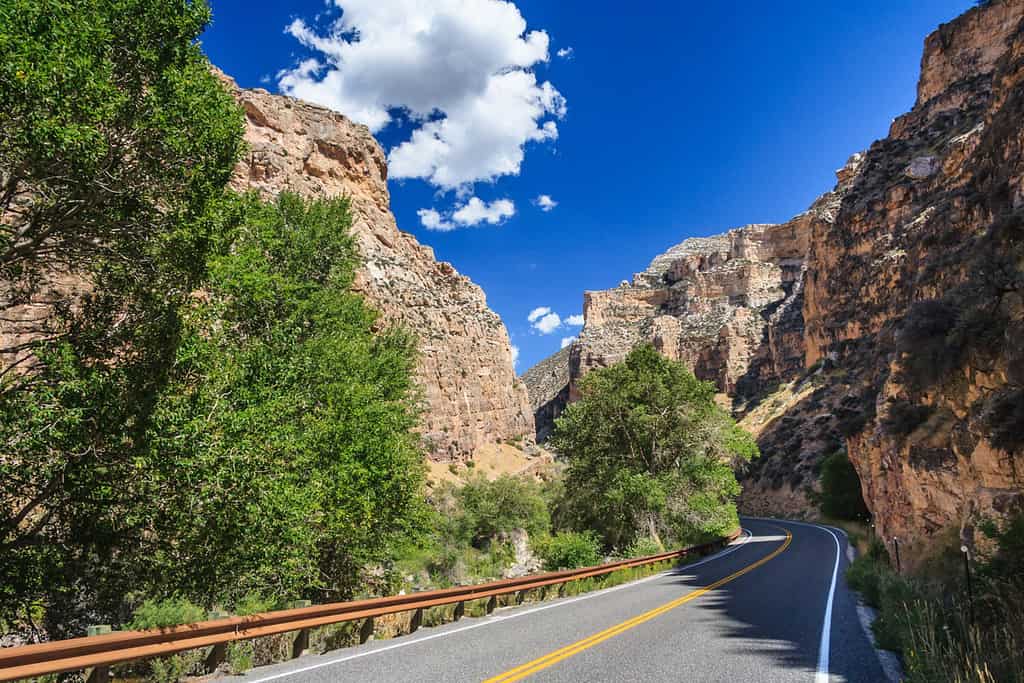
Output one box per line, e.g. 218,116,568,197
818,451,870,521
0,0,243,637
450,474,551,546
550,344,756,549
137,193,429,606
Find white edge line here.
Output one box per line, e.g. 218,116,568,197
740,517,844,683
814,526,841,683
244,529,755,683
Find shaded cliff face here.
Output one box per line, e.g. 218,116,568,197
224,77,534,461
802,0,1024,563
525,0,1024,559
520,345,572,442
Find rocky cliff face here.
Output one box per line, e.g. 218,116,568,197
520,345,572,442
525,0,1024,560
802,0,1024,563
224,76,534,461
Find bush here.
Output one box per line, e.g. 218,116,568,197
881,399,934,438
983,387,1024,453
535,532,601,570
819,451,870,521
128,598,206,630
453,474,551,545
625,537,664,558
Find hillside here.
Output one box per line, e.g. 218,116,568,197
525,0,1024,563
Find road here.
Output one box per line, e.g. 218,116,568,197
240,518,886,682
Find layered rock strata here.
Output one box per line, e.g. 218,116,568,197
520,345,572,442
801,0,1024,563
224,76,533,460
525,0,1024,561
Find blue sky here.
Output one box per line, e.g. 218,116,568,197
202,0,971,372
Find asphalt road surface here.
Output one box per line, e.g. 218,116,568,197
240,517,886,682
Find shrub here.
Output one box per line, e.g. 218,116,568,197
128,598,206,630
881,399,934,438
625,537,663,559
819,451,870,521
535,532,601,570
451,474,551,545
983,387,1024,453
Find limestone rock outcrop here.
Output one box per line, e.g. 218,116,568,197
520,345,572,442
525,0,1024,562
801,0,1024,564
223,76,533,461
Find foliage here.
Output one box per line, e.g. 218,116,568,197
138,193,428,606
982,387,1024,453
881,399,934,438
818,451,870,521
449,474,551,545
624,536,664,558
0,0,244,638
534,531,601,570
846,516,1024,683
127,597,206,631
550,344,755,549
400,474,551,587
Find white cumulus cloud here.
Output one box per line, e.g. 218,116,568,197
511,344,520,367
535,194,558,212
560,336,576,349
452,197,516,226
565,314,584,326
418,197,515,231
279,0,566,191
533,312,561,334
417,208,454,231
556,46,574,59
527,306,551,323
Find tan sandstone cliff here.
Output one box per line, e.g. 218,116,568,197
524,0,1024,562
802,0,1024,564
223,76,534,461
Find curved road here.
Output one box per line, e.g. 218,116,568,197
240,518,885,682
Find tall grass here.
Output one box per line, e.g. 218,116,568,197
846,518,1024,683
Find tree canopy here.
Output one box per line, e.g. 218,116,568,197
550,344,757,549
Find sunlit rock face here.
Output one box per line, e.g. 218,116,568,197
801,0,1024,564
223,75,534,461
525,0,1024,563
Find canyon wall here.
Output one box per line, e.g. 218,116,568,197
803,0,1024,562
525,0,1024,559
224,76,534,461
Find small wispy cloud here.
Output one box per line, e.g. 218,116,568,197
560,336,576,349
556,46,574,60
534,194,558,212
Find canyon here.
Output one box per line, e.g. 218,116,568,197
524,0,1024,562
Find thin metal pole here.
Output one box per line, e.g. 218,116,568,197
961,545,975,629
893,537,901,574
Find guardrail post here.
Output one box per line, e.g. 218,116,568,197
287,600,312,659
204,611,230,671
485,595,498,615
359,617,374,644
515,590,525,605
409,608,423,633
454,600,465,621
85,625,112,683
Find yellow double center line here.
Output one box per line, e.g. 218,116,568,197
483,527,793,683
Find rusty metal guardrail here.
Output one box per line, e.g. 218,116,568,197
0,529,740,682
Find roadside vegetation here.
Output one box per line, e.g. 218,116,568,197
550,344,757,550
845,514,1024,683
815,446,1023,683
0,0,753,674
